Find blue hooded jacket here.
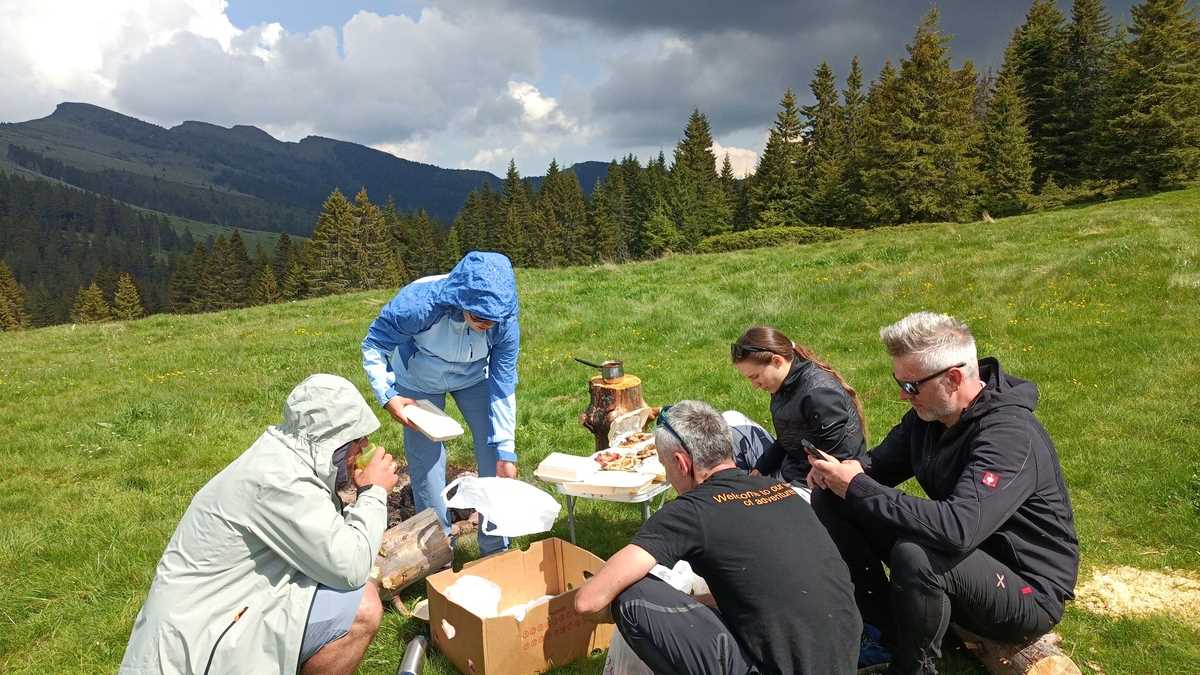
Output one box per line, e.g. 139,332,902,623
361,252,520,461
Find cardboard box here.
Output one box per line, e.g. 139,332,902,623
427,538,614,674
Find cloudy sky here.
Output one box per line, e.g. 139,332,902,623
1,1,1139,178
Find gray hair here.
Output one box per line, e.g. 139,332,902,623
879,311,978,377
654,400,733,472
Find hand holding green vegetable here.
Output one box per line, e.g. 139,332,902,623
354,444,400,492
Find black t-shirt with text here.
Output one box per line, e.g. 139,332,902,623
632,469,861,675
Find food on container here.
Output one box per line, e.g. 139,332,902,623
600,454,638,472
617,432,653,448
594,451,622,467
635,443,657,460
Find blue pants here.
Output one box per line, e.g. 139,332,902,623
394,378,509,556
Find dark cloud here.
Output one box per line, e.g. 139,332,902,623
497,0,1140,145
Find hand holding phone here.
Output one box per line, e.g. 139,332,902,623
801,439,835,464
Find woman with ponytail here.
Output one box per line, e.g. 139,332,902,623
731,326,868,485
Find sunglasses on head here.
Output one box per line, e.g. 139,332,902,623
730,343,776,361
655,404,692,457
893,363,966,396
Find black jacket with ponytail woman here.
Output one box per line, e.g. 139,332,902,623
732,326,868,484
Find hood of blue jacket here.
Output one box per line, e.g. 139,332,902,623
439,251,518,322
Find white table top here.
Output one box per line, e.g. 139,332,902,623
554,480,673,503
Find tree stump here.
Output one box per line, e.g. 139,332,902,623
579,374,652,450
373,508,453,602
953,626,1081,675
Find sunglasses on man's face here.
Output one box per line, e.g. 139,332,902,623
655,404,692,457
731,343,775,361
893,363,965,396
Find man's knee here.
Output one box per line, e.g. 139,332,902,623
354,583,384,636
611,577,652,630
888,540,939,588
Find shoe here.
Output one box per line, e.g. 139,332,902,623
857,623,892,674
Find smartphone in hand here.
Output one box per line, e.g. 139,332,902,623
801,439,834,464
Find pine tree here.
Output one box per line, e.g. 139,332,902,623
838,56,870,226
981,41,1036,216
589,178,623,262
272,232,294,282
71,281,111,323
640,203,681,258
731,175,754,231
112,272,144,320
668,110,731,247
194,238,223,311
497,160,529,265
351,188,404,289
751,90,807,228
171,243,203,312
0,261,31,330
618,155,646,258
633,154,672,251
1101,0,1200,189
861,11,980,223
1060,0,1117,181
1014,0,1070,187
223,230,251,308
250,263,281,305
719,154,737,210
441,225,463,270
281,257,306,301
450,192,481,257
406,210,442,277
305,189,355,297
597,161,631,261
802,61,847,225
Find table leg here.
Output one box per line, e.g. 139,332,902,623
641,500,651,522
567,495,577,544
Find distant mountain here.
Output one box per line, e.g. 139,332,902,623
0,103,604,235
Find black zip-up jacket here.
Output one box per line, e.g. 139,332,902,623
846,357,1079,620
755,356,868,483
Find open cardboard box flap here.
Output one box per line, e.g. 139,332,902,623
426,538,615,675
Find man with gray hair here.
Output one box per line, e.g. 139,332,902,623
575,400,861,674
809,312,1079,675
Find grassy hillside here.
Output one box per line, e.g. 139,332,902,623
2,187,1199,673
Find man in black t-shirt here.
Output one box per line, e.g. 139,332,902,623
574,400,861,675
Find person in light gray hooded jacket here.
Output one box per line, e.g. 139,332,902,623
120,374,399,675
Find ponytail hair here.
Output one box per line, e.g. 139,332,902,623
732,325,868,441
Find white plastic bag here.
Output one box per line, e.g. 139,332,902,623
442,476,561,537
603,633,653,675
443,575,502,618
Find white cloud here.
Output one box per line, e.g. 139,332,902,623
373,139,432,164
711,140,758,178
0,0,238,121
464,147,513,171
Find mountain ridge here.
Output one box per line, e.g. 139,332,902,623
0,102,608,235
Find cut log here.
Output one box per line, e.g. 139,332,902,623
579,374,652,450
953,626,1081,675
372,508,453,601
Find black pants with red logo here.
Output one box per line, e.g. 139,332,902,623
812,490,1055,675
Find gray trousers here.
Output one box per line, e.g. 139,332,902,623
611,577,758,675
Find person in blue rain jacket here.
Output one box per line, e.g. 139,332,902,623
361,251,519,556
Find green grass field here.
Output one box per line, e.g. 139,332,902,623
2,187,1199,673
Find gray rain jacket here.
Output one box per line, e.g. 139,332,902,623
120,374,387,674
